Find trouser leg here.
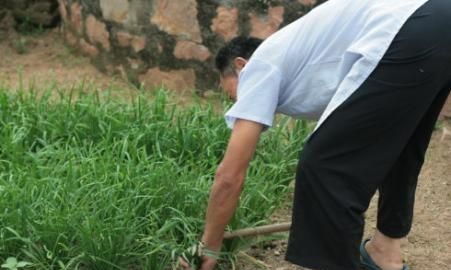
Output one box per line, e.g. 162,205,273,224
377,85,450,238
286,84,450,270
286,83,450,270
286,1,451,267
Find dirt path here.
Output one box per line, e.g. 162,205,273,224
0,30,221,107
0,31,449,270
0,29,131,93
0,29,146,108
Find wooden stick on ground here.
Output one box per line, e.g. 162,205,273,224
237,251,271,269
223,222,291,239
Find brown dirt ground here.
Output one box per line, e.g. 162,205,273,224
0,29,224,106
0,31,449,270
0,29,131,92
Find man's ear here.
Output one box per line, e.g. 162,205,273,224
233,57,248,71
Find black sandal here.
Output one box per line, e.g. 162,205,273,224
360,239,409,270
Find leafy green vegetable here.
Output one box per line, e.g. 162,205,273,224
0,87,311,269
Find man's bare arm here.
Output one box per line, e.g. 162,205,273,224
201,119,264,251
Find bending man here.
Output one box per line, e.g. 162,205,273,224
182,0,451,269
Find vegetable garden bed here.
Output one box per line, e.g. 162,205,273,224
0,88,311,269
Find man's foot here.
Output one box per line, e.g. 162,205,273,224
364,238,405,270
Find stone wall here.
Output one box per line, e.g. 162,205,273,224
58,0,324,92
0,0,60,30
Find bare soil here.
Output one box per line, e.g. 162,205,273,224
0,30,449,270
0,30,220,106
0,29,130,91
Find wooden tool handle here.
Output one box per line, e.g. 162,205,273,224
223,222,291,239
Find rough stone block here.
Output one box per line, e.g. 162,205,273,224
127,57,144,70
131,35,146,52
86,15,110,51
211,7,239,41
249,6,284,39
150,0,202,43
139,67,196,91
116,31,146,52
117,31,132,47
58,0,67,23
70,2,83,34
100,0,129,24
80,38,99,57
174,40,211,61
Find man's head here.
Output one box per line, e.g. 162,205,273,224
215,37,263,100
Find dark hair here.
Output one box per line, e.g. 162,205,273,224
215,36,263,74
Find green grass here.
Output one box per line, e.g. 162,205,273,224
0,87,312,269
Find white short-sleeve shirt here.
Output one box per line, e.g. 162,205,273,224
225,0,429,132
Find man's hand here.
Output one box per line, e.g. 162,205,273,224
178,256,217,270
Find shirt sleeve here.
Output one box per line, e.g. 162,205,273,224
224,59,282,129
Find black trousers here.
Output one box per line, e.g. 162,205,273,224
285,0,451,269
